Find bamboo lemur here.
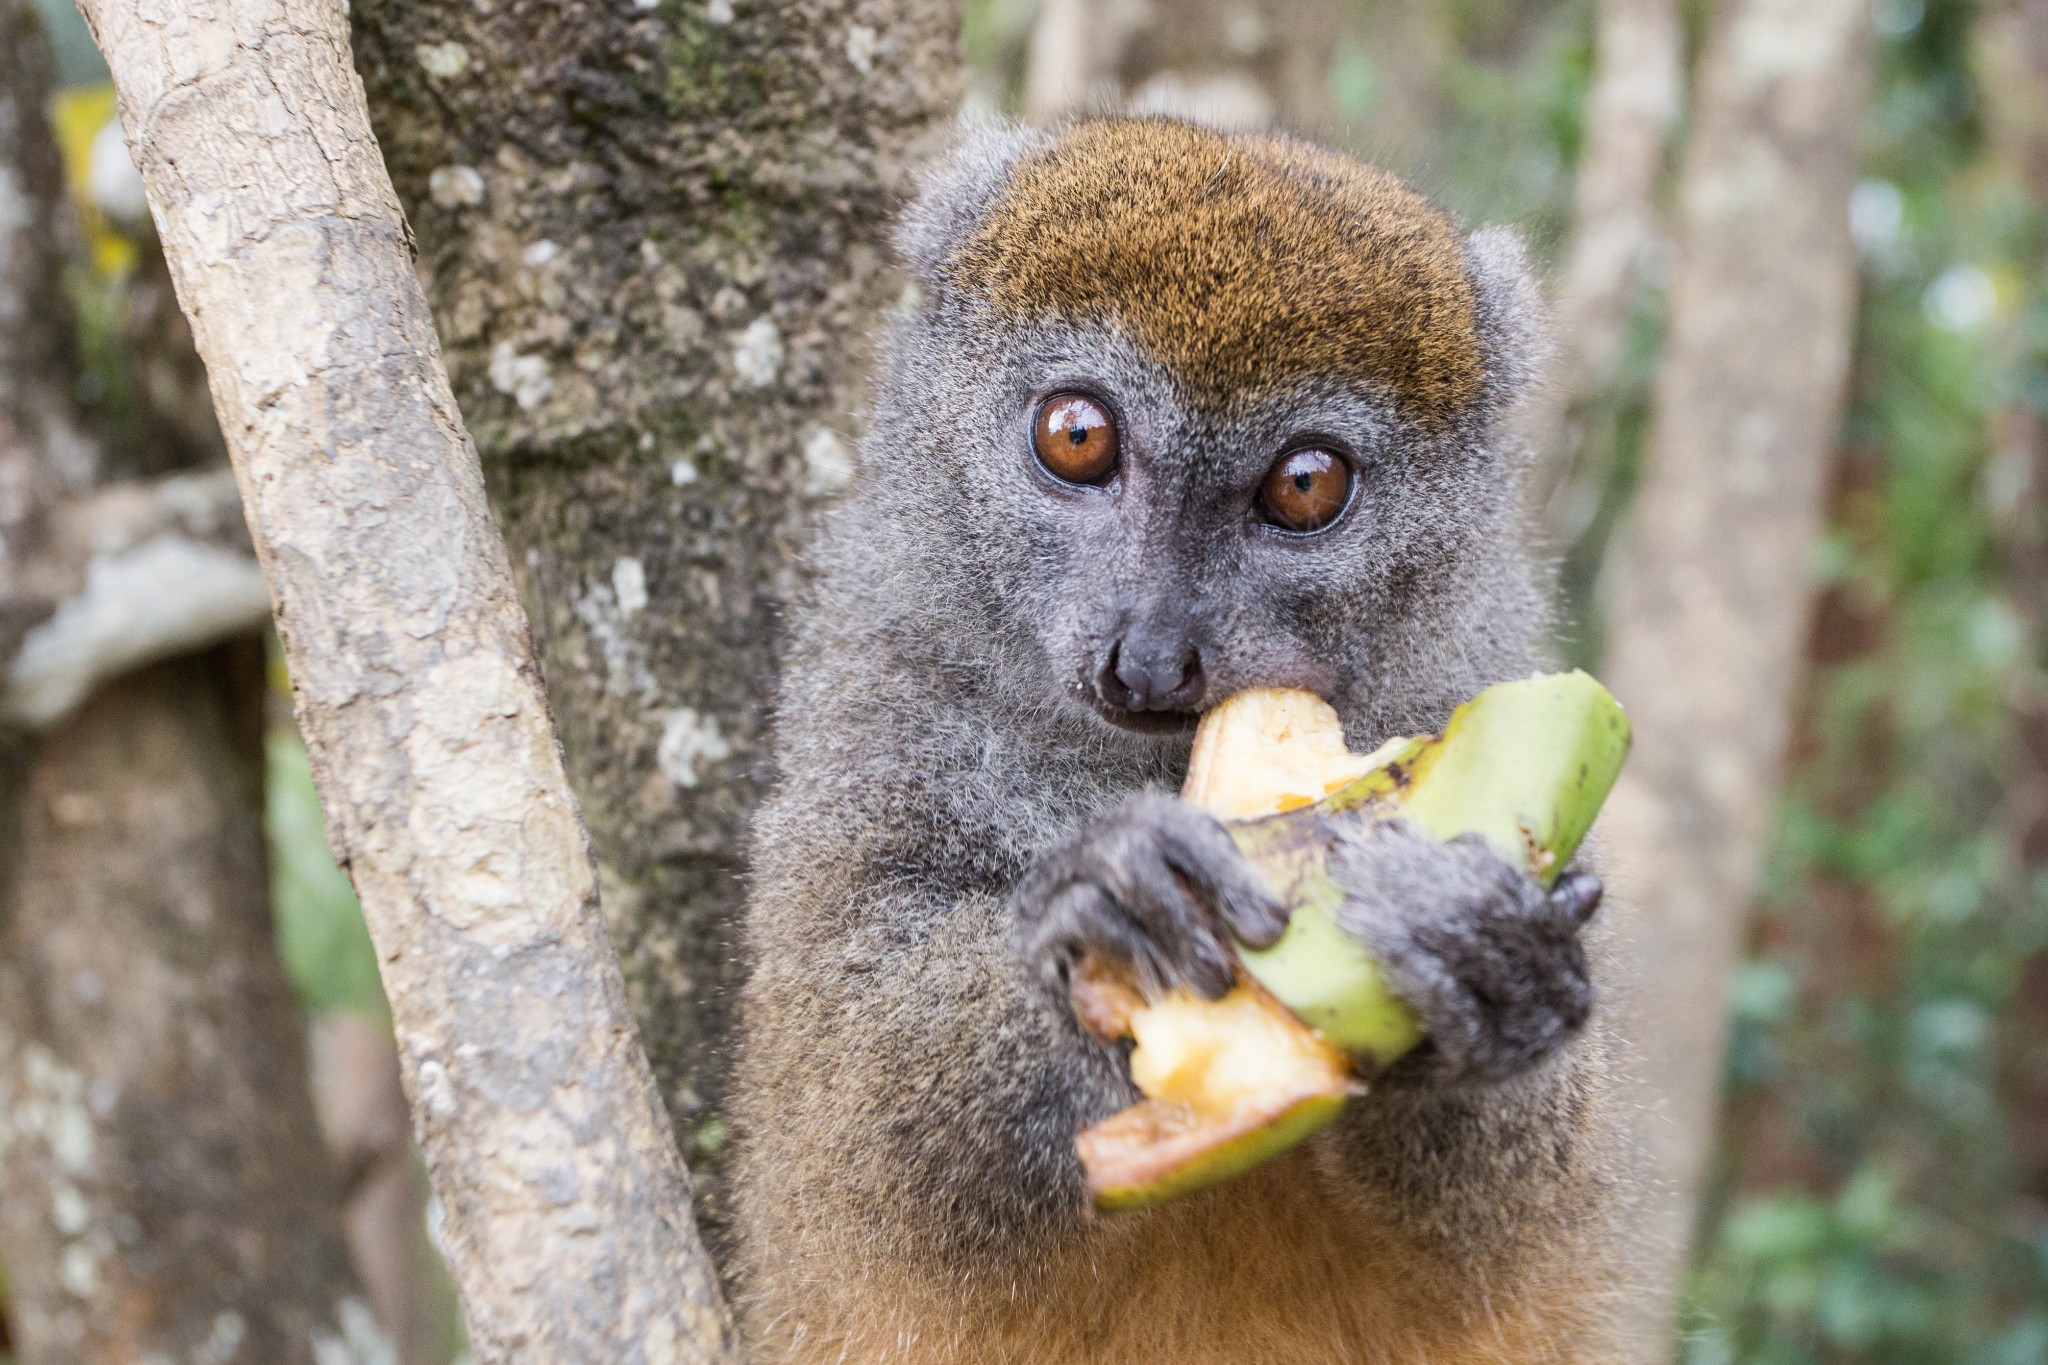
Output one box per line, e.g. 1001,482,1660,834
732,118,1640,1363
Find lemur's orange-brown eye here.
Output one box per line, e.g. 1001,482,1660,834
1259,448,1352,533
1033,393,1119,485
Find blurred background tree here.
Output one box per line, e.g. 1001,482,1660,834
1,3,462,1361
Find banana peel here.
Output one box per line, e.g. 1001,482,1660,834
1074,671,1631,1211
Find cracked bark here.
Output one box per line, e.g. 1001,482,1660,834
0,3,366,1360
349,0,963,1224
1595,0,1870,1350
74,0,738,1358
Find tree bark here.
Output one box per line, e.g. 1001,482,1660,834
73,0,737,1359
0,5,368,1360
0,653,373,1364
1596,0,1870,1348
347,0,962,1212
1524,0,1683,537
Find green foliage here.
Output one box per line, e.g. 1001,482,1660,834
1678,2,2048,1359
267,725,385,1019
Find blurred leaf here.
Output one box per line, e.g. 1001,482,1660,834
267,727,384,1018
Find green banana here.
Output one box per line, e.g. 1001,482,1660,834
1076,671,1632,1211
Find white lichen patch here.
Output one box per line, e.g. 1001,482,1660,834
731,315,783,390
845,25,879,74
571,580,658,698
488,340,554,411
656,708,732,789
13,1046,97,1175
194,1310,246,1365
58,1242,98,1297
414,1058,457,1121
415,41,471,78
611,556,649,619
427,164,486,209
802,428,856,497
52,1180,91,1235
312,1297,397,1365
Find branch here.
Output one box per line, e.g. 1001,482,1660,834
2,469,271,728
73,1,738,1360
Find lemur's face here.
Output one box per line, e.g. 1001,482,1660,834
1027,385,1352,727
960,319,1420,736
1027,393,1360,731
878,119,1522,740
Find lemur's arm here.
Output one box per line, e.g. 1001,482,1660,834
736,874,1127,1280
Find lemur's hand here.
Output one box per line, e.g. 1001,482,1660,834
1015,793,1287,1013
1331,821,1601,1085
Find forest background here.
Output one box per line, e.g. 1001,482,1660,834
1,0,2045,1362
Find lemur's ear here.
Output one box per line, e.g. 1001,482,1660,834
1463,226,1552,409
894,119,1047,290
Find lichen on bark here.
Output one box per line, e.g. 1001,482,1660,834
350,0,962,1220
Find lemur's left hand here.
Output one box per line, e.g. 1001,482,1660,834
1329,820,1601,1085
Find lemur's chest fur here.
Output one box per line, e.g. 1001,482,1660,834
757,1151,1614,1365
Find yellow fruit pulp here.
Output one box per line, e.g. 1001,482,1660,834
1182,686,1407,819
1128,984,1352,1116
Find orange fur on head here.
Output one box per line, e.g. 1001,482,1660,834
947,119,1485,421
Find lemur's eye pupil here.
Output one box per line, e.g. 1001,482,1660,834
1033,393,1119,485
1260,448,1351,533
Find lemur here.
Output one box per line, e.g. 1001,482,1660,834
730,118,1640,1364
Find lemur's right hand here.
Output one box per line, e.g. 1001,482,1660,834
1014,793,1287,1017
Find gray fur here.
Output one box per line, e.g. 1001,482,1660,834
1331,823,1593,1085
730,120,1627,1351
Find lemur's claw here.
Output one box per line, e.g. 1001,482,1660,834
1549,870,1603,927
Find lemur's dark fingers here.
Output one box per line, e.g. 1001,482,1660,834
1548,870,1603,928
1102,856,1236,1000
1023,864,1236,1002
1153,803,1287,948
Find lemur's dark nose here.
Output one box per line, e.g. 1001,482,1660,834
1101,634,1206,712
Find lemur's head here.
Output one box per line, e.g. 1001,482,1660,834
856,118,1548,743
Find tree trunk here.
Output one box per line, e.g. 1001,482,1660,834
74,0,737,1358
1031,0,1348,131
0,5,368,1359
1022,0,1350,134
1596,0,1870,1348
347,0,962,1213
0,653,372,1364
1524,0,1682,538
